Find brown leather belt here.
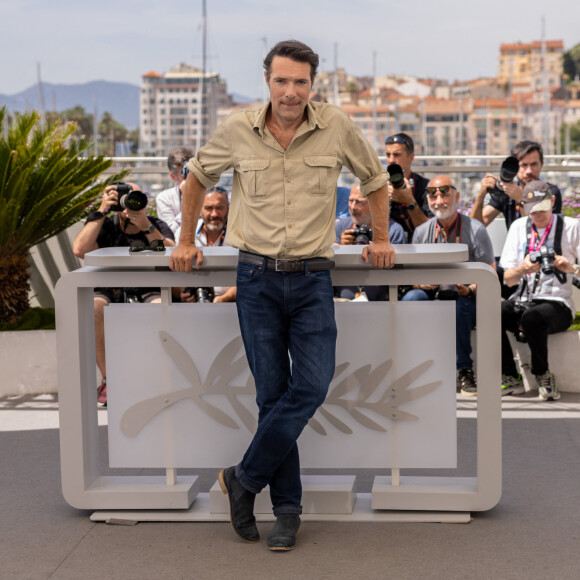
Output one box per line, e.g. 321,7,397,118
238,251,334,272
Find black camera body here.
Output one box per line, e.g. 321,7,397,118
183,287,215,303
110,182,148,212
487,156,520,199
530,245,555,276
386,163,406,190
352,224,373,245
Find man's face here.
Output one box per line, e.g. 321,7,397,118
265,56,312,126
529,209,552,230
201,193,228,232
426,176,459,222
348,185,371,226
527,196,555,229
385,143,414,177
517,150,543,185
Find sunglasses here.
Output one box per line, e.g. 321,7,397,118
129,239,166,252
385,135,413,152
426,185,456,198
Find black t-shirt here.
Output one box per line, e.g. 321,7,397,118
488,182,562,230
93,214,175,300
389,172,432,240
95,214,174,248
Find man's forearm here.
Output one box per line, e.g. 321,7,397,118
366,185,390,242
504,264,526,287
408,206,429,228
470,191,485,224
179,172,208,244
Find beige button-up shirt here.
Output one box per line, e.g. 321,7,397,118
186,100,389,259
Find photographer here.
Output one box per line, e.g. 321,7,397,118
470,140,562,230
155,146,195,236
176,186,236,304
73,183,175,406
470,140,563,300
334,182,405,301
401,175,496,396
499,181,580,401
385,132,432,240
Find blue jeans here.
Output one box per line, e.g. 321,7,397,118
235,260,337,516
401,289,476,370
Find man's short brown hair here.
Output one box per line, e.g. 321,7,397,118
263,40,319,83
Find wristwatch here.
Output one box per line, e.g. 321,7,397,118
406,202,417,211
86,211,107,222
141,223,155,234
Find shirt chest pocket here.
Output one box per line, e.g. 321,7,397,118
238,157,270,198
304,154,337,196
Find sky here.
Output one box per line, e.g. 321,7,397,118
1,0,580,100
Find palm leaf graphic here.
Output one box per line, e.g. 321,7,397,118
120,331,239,437
311,359,440,435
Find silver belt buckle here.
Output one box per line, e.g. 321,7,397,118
274,259,283,271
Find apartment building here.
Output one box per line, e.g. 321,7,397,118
498,40,564,89
139,63,230,156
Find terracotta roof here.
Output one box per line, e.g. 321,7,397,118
500,40,563,51
142,71,162,78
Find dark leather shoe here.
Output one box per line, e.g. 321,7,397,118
218,466,260,543
267,514,301,551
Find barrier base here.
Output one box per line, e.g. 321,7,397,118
90,493,471,524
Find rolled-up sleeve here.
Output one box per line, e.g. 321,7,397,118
186,122,233,189
342,120,390,196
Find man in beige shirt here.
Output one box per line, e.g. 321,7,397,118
170,40,394,551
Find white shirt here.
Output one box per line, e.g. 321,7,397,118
155,184,182,234
499,214,580,315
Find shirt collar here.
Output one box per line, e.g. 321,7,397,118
253,100,327,137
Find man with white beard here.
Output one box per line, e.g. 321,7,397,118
401,175,496,396
176,186,237,303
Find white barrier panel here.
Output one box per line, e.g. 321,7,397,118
106,302,457,469
56,245,502,515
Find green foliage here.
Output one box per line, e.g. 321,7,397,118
563,43,580,81
0,307,55,331
0,106,129,251
559,121,580,154
570,312,580,332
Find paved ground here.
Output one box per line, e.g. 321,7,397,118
2,392,580,580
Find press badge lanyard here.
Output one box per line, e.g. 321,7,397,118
528,215,554,254
525,214,554,297
433,212,462,244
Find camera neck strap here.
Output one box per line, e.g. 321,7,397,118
432,212,462,244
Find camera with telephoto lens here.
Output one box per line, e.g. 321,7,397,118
487,156,520,199
387,163,406,190
183,287,215,303
530,245,555,276
436,284,459,300
110,182,148,212
352,224,373,245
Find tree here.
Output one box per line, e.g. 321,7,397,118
98,112,128,156
0,107,128,325
46,106,94,140
563,43,580,82
559,121,580,153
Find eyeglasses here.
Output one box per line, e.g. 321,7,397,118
426,185,456,199
348,198,369,206
385,135,413,152
129,239,166,252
